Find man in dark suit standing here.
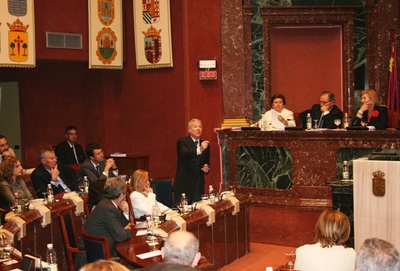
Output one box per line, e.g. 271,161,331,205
174,118,210,205
83,177,131,256
300,90,344,129
78,143,118,206
55,125,86,164
31,147,79,198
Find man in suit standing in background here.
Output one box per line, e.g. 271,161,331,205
55,125,86,164
174,118,210,205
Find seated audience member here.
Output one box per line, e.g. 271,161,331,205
351,89,388,130
83,177,131,256
130,169,171,219
0,135,16,163
254,93,296,129
300,91,344,129
31,147,79,198
79,260,130,271
139,231,201,271
55,125,86,164
294,209,355,271
356,237,400,271
0,157,33,210
78,143,118,206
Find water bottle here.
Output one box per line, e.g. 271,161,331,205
181,193,188,214
343,113,349,129
47,184,54,204
342,161,349,180
83,176,89,193
209,185,215,204
152,204,160,227
46,243,58,271
306,113,312,130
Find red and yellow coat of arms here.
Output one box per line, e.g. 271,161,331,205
142,0,160,24
96,27,118,64
142,26,162,64
6,18,29,62
97,0,115,26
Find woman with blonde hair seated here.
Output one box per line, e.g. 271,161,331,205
129,169,170,219
352,89,388,129
294,209,355,271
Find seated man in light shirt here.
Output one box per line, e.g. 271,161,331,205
31,147,79,198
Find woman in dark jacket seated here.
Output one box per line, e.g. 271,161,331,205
352,89,388,130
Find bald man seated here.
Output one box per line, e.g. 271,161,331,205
140,231,201,271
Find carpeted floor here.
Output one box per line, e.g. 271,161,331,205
218,243,296,271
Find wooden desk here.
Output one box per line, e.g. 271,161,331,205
107,155,149,176
116,195,250,271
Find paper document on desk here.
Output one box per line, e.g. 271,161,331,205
137,250,161,259
271,109,285,130
136,229,147,236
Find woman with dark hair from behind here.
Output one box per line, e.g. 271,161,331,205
0,156,33,211
294,209,356,271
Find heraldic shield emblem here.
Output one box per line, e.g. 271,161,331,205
97,0,115,26
142,0,160,24
7,18,29,62
143,26,162,64
372,170,385,197
96,27,118,64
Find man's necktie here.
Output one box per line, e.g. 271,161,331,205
318,115,324,128
96,165,100,177
72,145,79,164
194,141,198,147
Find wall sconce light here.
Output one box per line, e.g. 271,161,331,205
199,60,217,80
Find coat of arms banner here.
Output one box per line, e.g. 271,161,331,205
0,0,36,68
133,0,173,69
88,0,123,69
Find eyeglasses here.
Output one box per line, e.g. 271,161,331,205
319,101,331,104
45,156,57,160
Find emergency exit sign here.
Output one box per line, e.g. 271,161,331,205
199,71,217,80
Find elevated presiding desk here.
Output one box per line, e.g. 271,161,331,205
216,129,400,247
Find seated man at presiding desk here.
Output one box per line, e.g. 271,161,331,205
31,147,79,197
55,125,86,165
139,231,202,271
300,90,344,129
78,142,118,206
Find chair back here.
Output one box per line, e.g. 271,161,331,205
57,208,83,271
150,178,173,207
81,229,111,263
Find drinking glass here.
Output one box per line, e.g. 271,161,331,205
313,119,318,129
284,251,295,269
334,119,341,129
78,185,85,193
42,192,47,203
3,241,14,264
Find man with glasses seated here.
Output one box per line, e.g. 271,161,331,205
300,90,344,129
31,147,79,198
